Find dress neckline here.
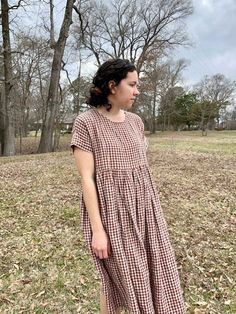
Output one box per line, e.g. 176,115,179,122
93,108,127,124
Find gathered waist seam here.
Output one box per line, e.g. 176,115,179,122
95,163,149,174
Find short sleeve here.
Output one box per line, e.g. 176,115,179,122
137,115,149,151
70,117,93,153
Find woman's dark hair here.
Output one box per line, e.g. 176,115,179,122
86,59,136,111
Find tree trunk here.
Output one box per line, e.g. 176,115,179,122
74,52,82,114
0,90,5,154
38,0,75,153
1,0,15,156
22,107,30,137
163,113,166,132
151,88,157,134
200,109,208,136
167,114,171,130
53,119,61,151
53,104,61,151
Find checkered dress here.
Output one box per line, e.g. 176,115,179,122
71,108,186,314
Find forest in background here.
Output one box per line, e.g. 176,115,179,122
0,0,236,156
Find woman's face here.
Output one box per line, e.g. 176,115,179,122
109,71,140,109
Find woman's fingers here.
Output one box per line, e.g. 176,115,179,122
98,250,104,259
91,231,111,259
102,248,108,259
93,247,109,259
98,248,109,259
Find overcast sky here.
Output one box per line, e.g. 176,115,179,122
78,0,236,87
21,0,235,87
175,0,236,86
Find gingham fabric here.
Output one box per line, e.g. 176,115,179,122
71,108,186,314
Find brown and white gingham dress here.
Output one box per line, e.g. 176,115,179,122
71,108,186,314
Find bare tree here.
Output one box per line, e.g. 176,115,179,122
0,0,28,156
159,59,187,131
38,0,76,153
12,34,52,141
194,74,236,135
139,57,187,133
74,0,192,72
0,50,5,154
138,58,165,133
1,0,15,155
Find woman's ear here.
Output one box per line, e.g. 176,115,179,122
108,80,116,94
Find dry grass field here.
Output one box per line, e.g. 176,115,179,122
0,130,235,313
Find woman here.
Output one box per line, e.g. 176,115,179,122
71,59,186,314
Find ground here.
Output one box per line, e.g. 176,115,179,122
0,130,235,313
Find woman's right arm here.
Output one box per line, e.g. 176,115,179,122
73,147,111,259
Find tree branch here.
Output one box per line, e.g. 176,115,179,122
73,4,88,42
61,59,73,87
49,0,56,48
8,0,25,11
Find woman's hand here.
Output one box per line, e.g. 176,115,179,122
92,229,111,259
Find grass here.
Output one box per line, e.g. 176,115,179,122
0,130,236,313
148,130,236,154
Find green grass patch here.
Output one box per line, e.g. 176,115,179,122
148,130,236,154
